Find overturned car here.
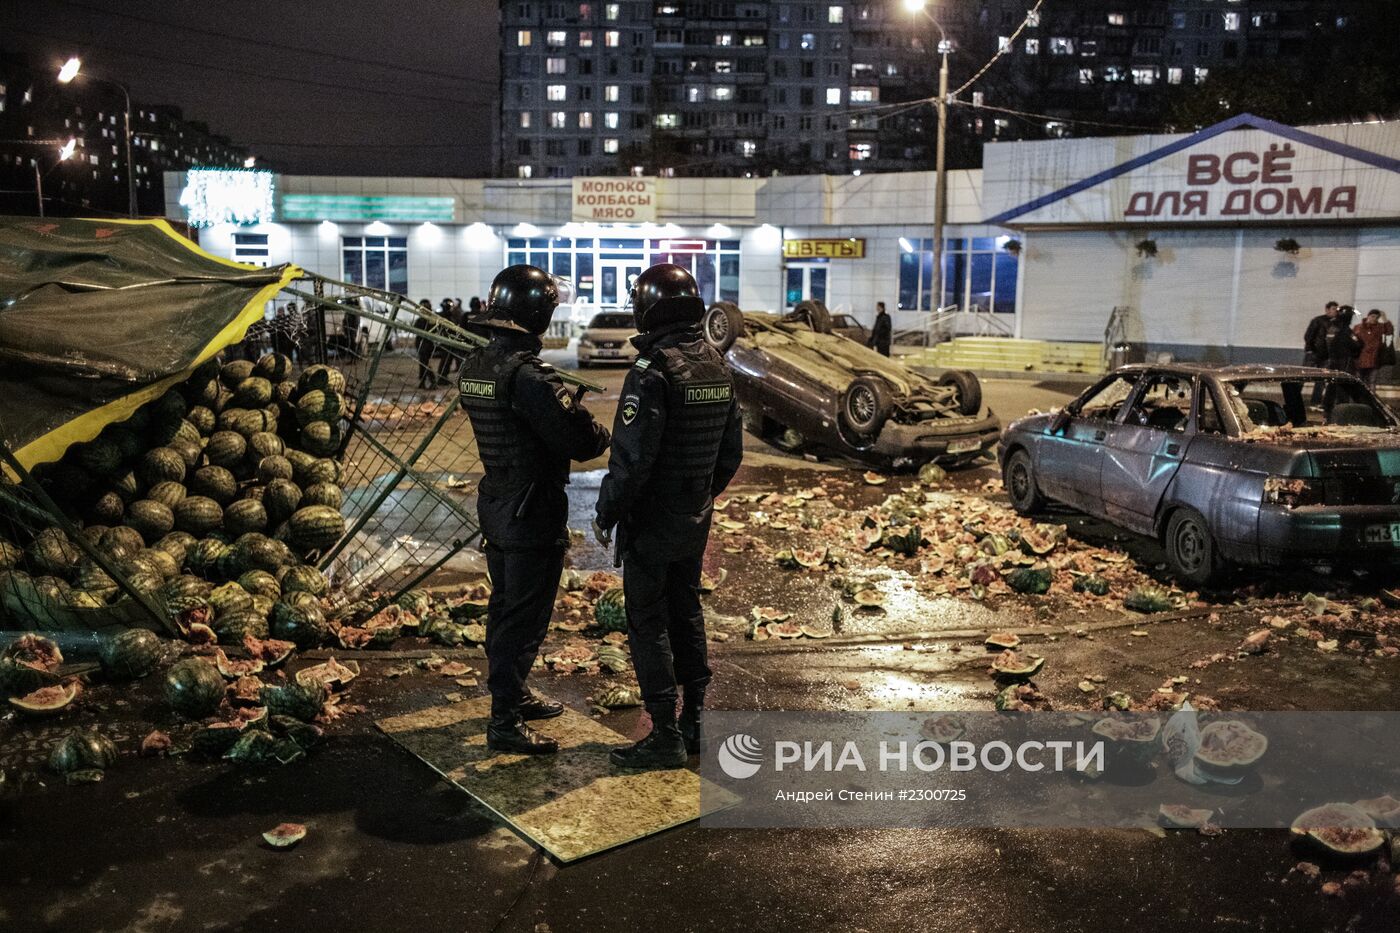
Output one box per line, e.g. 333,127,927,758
701,300,1000,468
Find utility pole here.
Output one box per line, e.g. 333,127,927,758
903,2,954,343
34,162,45,217
933,42,950,320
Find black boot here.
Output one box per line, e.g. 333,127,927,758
610,703,687,770
679,686,705,755
487,710,559,755
519,692,564,721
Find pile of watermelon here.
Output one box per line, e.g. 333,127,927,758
0,353,349,646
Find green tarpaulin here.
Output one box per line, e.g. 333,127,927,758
0,217,301,472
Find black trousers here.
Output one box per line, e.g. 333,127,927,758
622,548,711,707
484,545,565,716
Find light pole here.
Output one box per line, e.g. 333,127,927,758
57,57,137,217
33,138,78,217
903,0,952,331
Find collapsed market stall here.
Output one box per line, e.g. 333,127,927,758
0,216,529,685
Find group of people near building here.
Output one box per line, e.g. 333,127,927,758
456,262,743,771
414,296,483,389
1304,302,1396,388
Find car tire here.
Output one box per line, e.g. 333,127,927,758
939,370,982,416
1164,507,1223,588
576,359,590,369
839,375,893,438
703,302,743,353
1003,448,1046,515
792,299,834,334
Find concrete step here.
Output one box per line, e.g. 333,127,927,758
905,337,1106,375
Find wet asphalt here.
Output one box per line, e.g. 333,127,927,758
2,367,1398,932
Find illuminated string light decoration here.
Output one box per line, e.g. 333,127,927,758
179,168,276,227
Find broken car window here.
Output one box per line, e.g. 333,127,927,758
1124,375,1194,432
1227,378,1395,433
1076,374,1139,422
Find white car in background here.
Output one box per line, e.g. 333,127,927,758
576,311,639,367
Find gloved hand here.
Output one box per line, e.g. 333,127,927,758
592,519,612,547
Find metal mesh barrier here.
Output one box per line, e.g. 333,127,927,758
281,279,488,602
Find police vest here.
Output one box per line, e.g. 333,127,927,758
646,340,734,490
458,347,551,488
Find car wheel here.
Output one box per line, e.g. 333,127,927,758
703,302,743,353
839,375,893,437
938,370,983,416
791,299,834,334
1165,507,1222,588
1003,449,1046,514
576,360,590,369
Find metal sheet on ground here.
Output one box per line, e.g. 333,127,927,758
376,696,737,862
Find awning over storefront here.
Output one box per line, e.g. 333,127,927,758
0,217,300,471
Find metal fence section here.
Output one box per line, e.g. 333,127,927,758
280,276,601,603
266,279,483,602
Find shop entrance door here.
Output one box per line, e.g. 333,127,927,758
784,263,828,310
598,261,643,311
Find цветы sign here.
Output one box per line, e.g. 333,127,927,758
783,238,867,259
572,177,657,222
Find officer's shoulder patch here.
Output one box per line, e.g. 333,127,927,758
683,381,733,405
553,385,576,411
632,357,652,371
458,377,496,399
620,393,640,426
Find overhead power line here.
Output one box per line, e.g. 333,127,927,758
950,0,1048,99
952,100,1167,133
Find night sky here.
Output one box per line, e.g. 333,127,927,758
0,0,499,177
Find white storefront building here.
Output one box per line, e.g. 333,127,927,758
166,113,1400,366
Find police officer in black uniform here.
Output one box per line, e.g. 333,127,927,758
459,265,611,754
594,264,744,770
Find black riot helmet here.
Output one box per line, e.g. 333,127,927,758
475,264,571,335
630,263,706,334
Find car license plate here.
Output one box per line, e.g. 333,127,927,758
946,437,981,454
598,350,619,358
1362,522,1400,545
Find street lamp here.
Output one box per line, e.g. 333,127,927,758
903,1,952,332
34,138,77,217
57,56,138,217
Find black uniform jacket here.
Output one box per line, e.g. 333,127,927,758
595,323,743,560
463,331,610,550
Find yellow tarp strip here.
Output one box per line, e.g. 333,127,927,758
8,219,303,474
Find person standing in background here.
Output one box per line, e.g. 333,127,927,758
1354,309,1395,389
1304,301,1338,368
415,298,439,389
868,301,892,357
1304,301,1339,404
436,298,466,384
1328,306,1361,375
